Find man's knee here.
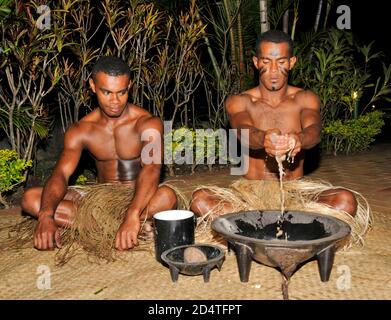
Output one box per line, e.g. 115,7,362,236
21,187,42,216
320,188,357,216
190,188,213,217
337,189,358,216
154,185,178,209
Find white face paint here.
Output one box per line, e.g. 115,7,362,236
269,49,280,56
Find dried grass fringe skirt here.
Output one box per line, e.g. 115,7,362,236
0,182,188,266
192,178,372,248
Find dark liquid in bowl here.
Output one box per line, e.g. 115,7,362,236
234,219,330,241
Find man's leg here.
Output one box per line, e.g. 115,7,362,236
138,185,178,237
21,187,76,227
142,185,178,218
190,188,234,218
317,188,358,216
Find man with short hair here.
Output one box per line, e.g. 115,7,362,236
22,56,177,253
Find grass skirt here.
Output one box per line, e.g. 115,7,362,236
0,182,188,266
193,178,372,248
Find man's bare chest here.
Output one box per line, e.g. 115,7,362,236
84,126,142,161
249,101,302,132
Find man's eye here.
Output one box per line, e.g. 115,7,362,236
262,60,269,64
103,91,110,96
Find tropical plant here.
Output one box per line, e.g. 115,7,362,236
197,0,243,129
55,0,105,131
259,0,269,33
292,29,391,124
75,174,88,185
0,1,61,162
164,126,228,175
322,111,385,155
0,0,11,22
0,149,32,208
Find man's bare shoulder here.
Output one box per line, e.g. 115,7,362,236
74,109,101,129
291,88,321,111
127,103,151,118
226,88,259,113
62,122,88,149
133,106,163,134
62,110,102,144
227,88,260,103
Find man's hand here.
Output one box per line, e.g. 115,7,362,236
115,214,140,250
264,129,291,158
34,215,61,250
286,133,302,158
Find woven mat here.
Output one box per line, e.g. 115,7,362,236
0,210,390,300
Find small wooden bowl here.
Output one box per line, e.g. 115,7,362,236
161,244,225,282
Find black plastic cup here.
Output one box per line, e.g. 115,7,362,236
153,210,195,264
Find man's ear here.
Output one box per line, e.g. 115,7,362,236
252,56,259,68
289,56,297,70
127,79,132,91
89,78,96,93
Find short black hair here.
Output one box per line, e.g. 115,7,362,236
91,56,131,81
255,30,294,57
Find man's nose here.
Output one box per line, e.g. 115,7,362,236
270,61,278,73
110,93,120,103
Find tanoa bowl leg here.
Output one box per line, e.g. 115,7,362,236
316,245,335,282
203,266,211,283
169,265,179,282
234,243,253,282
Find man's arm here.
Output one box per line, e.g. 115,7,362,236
39,126,84,217
288,91,322,157
126,116,162,216
115,116,163,250
226,95,266,150
34,125,84,250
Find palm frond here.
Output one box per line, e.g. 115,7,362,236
268,0,292,29
0,106,50,138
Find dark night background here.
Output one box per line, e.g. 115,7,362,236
316,0,391,141
333,1,390,57
299,0,390,57
347,0,391,140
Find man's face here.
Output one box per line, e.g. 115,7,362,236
89,72,131,118
252,41,297,91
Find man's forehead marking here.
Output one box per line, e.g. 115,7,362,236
269,48,281,56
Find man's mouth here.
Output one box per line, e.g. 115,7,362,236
109,106,120,112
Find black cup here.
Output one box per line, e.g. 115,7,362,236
153,210,195,264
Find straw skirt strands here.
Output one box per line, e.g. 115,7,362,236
0,182,189,266
192,178,373,247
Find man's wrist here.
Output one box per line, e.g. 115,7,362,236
259,129,266,149
125,208,141,220
297,132,304,145
38,212,55,221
